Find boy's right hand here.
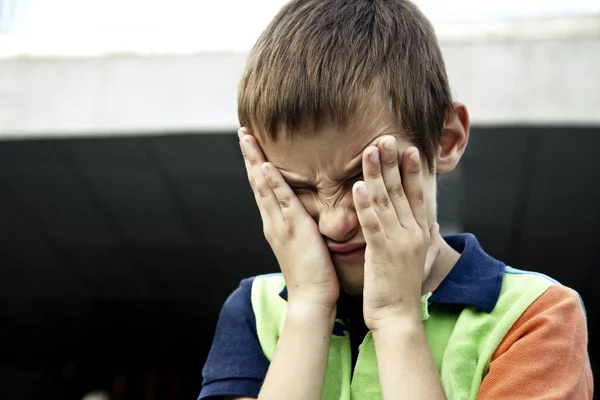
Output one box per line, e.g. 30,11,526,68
238,128,340,312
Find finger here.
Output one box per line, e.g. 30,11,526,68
238,127,254,176
401,147,428,231
261,162,307,225
362,146,402,234
241,135,283,224
353,181,386,249
238,128,255,190
377,136,415,229
237,127,249,141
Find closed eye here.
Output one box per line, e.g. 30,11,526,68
290,185,317,194
284,178,317,194
287,172,363,193
347,171,364,185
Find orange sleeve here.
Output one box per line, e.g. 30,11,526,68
478,284,594,399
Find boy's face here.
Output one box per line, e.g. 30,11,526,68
256,121,440,297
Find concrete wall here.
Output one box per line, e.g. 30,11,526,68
0,14,599,139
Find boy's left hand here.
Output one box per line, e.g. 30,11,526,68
354,136,440,331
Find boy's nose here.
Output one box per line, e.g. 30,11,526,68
318,208,360,243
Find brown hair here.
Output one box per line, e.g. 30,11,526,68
238,0,453,173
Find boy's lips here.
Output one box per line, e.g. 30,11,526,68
328,242,366,261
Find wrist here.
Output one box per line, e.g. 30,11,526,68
286,300,337,324
368,312,422,335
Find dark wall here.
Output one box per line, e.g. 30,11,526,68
0,133,276,399
462,127,600,357
462,127,600,392
0,126,597,398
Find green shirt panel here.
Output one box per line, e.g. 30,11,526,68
252,271,553,399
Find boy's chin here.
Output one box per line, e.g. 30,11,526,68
334,259,365,298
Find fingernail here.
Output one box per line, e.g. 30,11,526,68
356,182,368,197
409,149,420,162
238,128,245,141
384,138,395,151
261,163,270,177
368,149,379,163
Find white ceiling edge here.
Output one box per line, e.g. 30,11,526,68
0,126,241,141
436,13,600,43
0,13,598,59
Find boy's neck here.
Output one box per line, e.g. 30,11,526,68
422,239,461,295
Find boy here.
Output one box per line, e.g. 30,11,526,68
200,0,593,399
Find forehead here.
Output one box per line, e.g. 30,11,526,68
258,121,397,177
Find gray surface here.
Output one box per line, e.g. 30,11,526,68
1,15,599,138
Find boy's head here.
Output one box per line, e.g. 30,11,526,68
239,0,470,295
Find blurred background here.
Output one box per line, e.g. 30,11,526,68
0,1,599,399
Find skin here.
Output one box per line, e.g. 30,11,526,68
231,102,470,400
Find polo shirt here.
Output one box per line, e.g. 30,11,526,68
199,233,593,399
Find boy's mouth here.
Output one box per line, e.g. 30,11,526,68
328,242,366,261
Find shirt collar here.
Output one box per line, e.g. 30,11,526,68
429,233,505,313
279,233,505,315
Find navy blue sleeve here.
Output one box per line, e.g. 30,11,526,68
199,277,270,399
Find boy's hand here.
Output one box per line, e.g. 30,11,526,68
238,128,340,311
354,136,440,330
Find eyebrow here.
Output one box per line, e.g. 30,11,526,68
332,154,363,181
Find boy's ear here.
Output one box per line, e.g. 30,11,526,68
436,101,470,173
